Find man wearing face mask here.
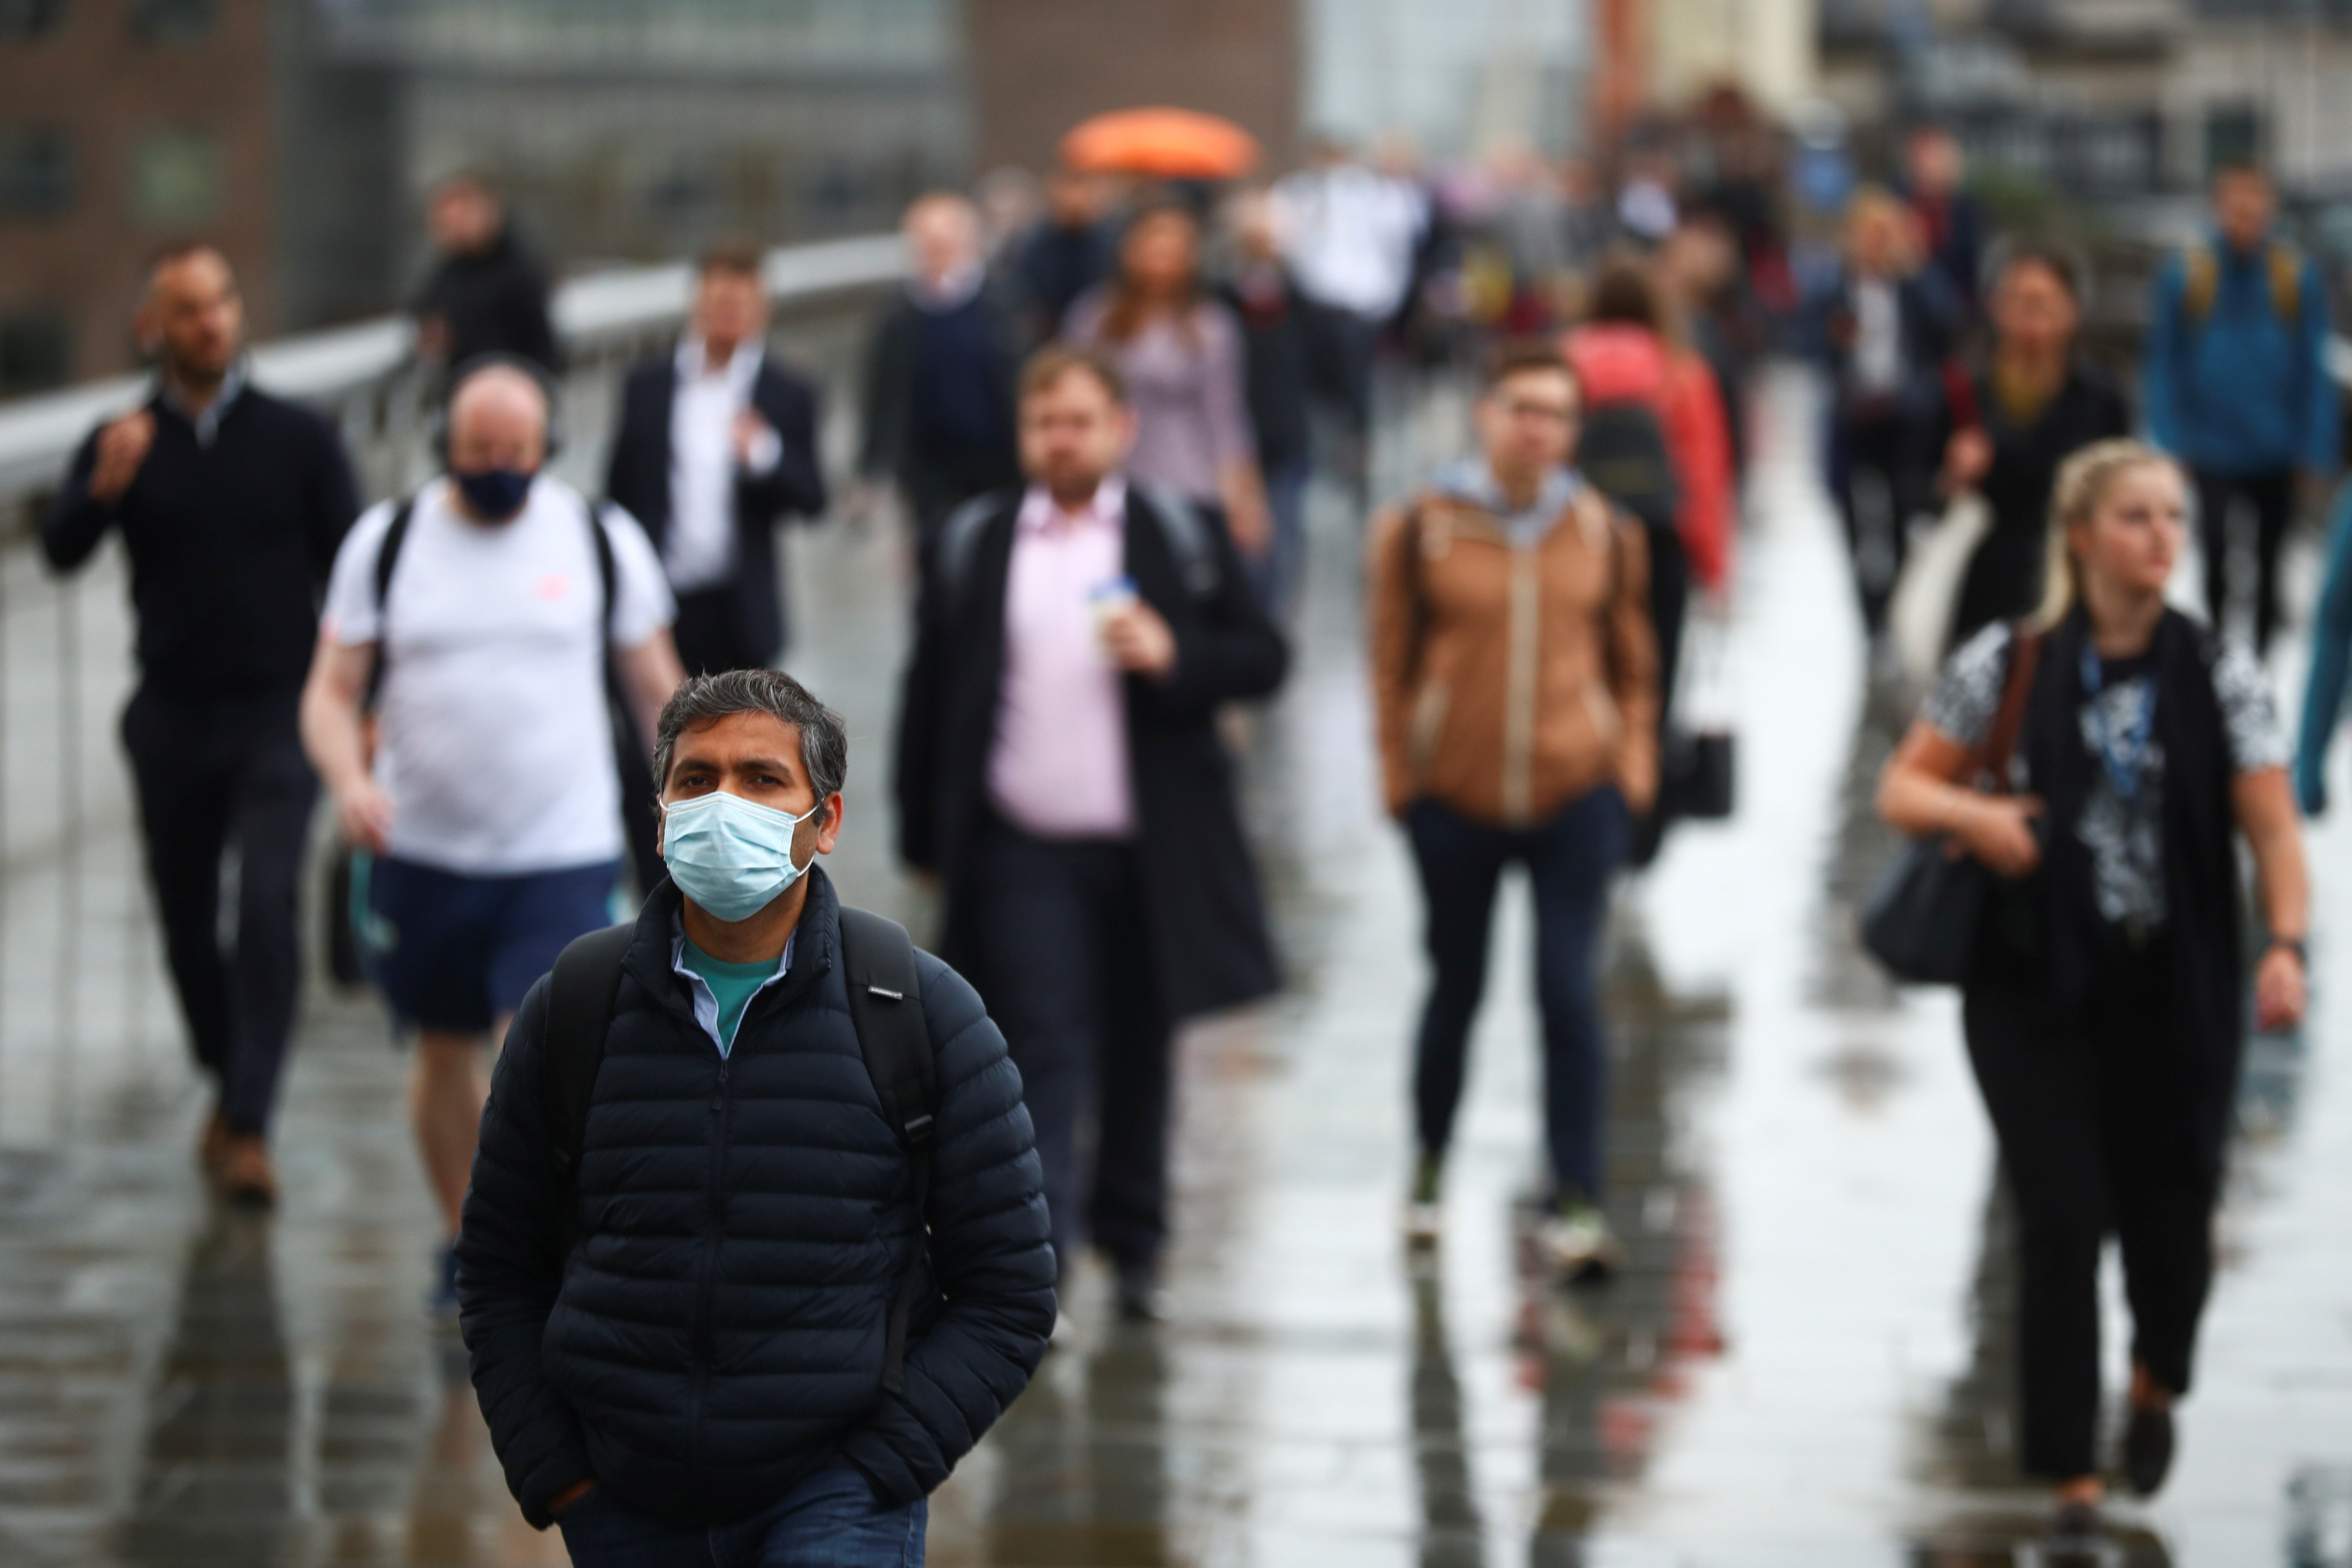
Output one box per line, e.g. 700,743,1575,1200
456,668,1052,1561
43,243,359,1207
301,359,685,1316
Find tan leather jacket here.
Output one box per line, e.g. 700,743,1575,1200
1369,484,1658,825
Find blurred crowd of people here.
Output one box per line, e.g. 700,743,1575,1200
34,104,2352,1560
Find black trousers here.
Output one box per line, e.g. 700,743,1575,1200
967,818,1169,1281
1961,941,2229,1480
121,688,318,1137
1831,403,1926,638
2194,468,2296,654
1405,790,1629,1205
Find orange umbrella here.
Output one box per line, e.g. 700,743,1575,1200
1061,107,1260,181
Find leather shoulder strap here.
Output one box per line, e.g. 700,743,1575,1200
2268,241,2303,323
2183,244,2218,323
1980,625,2043,786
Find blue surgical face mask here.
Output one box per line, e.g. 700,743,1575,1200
455,466,535,519
661,790,817,922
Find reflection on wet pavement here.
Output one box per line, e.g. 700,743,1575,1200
1,367,2349,1565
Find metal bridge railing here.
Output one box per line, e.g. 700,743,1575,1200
0,234,902,1143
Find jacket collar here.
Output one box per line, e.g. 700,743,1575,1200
622,867,842,1035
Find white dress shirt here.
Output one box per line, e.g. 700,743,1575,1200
666,334,782,593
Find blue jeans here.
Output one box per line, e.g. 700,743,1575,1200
1404,788,1631,1203
556,1467,925,1567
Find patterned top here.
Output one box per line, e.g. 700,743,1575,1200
1923,622,2287,931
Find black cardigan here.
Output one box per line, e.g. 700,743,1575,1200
43,384,357,699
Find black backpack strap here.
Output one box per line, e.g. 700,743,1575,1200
539,920,635,1263
362,494,418,711
587,498,619,647
836,905,934,1395
933,492,1006,612
1137,484,1221,598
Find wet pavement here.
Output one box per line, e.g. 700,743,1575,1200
3,367,2351,1566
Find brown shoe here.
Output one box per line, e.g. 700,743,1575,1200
198,1111,231,1175
215,1136,278,1209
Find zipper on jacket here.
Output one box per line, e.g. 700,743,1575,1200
688,1057,731,1462
1501,544,1540,825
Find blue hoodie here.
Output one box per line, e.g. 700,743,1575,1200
2143,230,2335,477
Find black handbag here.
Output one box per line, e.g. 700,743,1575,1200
1860,629,2040,985
1663,727,1736,821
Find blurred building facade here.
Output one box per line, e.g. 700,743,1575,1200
1304,0,1586,159
1818,0,2352,192
966,0,1300,173
0,0,965,391
0,0,283,392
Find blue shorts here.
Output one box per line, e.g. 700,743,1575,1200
366,855,621,1033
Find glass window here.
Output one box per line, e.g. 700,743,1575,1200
130,130,221,225
0,126,71,217
130,0,211,39
0,309,70,395
0,0,67,39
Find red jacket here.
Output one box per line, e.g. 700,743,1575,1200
1563,324,1734,590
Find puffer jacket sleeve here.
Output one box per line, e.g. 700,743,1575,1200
839,952,1055,1503
456,977,595,1529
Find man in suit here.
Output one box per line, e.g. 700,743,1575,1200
895,345,1287,1320
605,240,827,678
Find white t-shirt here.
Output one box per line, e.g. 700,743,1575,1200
321,476,674,876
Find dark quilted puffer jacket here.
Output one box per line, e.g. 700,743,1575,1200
456,869,1054,1529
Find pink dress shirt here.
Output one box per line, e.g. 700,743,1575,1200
987,478,1136,839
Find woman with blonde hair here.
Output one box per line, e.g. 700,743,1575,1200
1877,439,2307,1540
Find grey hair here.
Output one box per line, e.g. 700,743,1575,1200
652,668,848,801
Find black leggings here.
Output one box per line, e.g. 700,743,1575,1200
1961,942,2232,1480
2194,468,2296,654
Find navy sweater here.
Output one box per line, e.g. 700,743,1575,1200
42,384,358,699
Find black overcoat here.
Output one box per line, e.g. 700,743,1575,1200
893,486,1287,1022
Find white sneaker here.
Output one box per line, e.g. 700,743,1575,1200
1536,1204,1621,1280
